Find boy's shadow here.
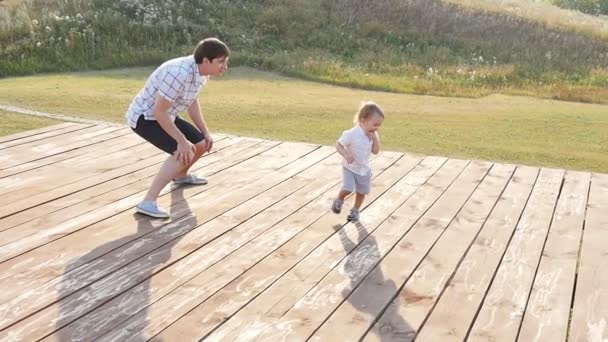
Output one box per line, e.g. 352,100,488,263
334,221,414,341
56,188,196,341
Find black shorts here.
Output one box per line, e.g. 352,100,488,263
132,115,205,154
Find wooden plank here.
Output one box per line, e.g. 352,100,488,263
0,143,321,340
146,152,405,341
0,128,143,180
0,139,279,307
467,168,564,341
0,137,244,253
0,139,263,262
318,163,512,341
0,125,116,167
0,123,92,150
0,146,166,218
413,166,539,341
1,130,219,215
0,138,280,309
0,131,143,179
569,173,608,342
97,152,403,341
199,156,446,341
0,128,135,179
249,161,493,342
0,125,124,169
0,139,160,202
0,139,273,300
0,136,242,233
53,148,348,341
350,163,512,342
0,123,101,154
7,143,324,339
0,122,77,144
517,171,590,342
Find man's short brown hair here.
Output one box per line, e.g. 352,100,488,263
194,38,230,64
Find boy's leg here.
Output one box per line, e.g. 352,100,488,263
347,171,371,221
332,190,350,214
346,193,364,221
354,171,372,208
338,189,351,201
333,168,355,214
353,193,365,210
340,167,356,199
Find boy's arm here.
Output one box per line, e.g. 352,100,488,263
187,99,213,151
371,131,380,154
336,141,355,163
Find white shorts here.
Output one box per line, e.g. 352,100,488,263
342,167,371,195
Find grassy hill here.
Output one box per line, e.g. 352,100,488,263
446,0,608,37
0,0,607,102
1,66,607,172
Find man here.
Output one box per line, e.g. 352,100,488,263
126,38,229,218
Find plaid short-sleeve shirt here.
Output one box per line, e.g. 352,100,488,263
126,55,209,128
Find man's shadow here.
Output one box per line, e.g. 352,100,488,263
56,187,196,341
335,221,414,341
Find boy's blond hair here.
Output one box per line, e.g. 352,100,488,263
354,101,384,124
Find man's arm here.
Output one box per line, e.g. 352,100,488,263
187,98,213,152
154,95,195,164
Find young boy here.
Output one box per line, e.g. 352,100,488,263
332,101,384,221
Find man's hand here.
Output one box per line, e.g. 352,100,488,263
175,140,195,165
205,132,214,152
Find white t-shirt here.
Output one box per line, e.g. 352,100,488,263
337,125,375,176
126,55,209,128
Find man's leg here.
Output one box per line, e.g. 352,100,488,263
133,116,206,218
136,154,183,218
174,140,208,179
144,140,207,202
143,155,185,202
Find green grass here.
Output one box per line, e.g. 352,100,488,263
445,0,608,40
1,0,607,105
0,67,607,172
260,51,608,104
0,110,63,137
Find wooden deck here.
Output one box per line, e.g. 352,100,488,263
0,122,606,342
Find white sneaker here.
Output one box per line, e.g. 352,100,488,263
347,208,360,222
173,174,208,185
136,201,170,218
331,199,343,214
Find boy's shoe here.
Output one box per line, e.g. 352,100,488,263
347,208,360,221
173,174,208,185
136,201,170,219
331,199,343,214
